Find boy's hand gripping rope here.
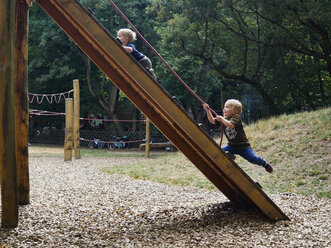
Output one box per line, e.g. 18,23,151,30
107,0,223,145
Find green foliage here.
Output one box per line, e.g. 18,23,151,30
149,0,331,118
28,0,331,127
29,0,159,121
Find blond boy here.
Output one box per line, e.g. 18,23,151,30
117,28,156,80
203,99,273,173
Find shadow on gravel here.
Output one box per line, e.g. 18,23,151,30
129,201,273,236
161,201,270,227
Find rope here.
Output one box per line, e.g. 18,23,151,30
28,90,74,104
29,109,66,116
28,111,146,122
107,0,224,145
80,137,145,144
80,117,146,122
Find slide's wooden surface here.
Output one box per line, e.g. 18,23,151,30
37,0,288,221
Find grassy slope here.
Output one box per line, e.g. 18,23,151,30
102,108,330,198
240,107,330,197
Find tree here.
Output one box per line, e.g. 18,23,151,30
28,0,159,131
28,5,90,121
78,0,159,130
149,0,330,116
249,1,331,77
149,0,278,114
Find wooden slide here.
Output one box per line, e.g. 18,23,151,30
36,0,289,221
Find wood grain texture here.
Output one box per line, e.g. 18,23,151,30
0,0,18,228
15,0,30,205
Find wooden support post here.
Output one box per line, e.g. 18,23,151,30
73,79,80,159
0,0,18,228
64,98,74,161
145,118,150,158
15,0,30,205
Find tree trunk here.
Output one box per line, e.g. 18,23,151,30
84,56,123,132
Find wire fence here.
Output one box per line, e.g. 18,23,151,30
29,126,222,150
28,105,170,149
28,127,169,149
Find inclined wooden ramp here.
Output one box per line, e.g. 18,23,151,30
36,0,289,221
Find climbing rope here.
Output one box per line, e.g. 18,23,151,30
28,90,74,104
106,0,224,145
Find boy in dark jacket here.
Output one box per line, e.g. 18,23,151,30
117,28,157,80
203,99,273,173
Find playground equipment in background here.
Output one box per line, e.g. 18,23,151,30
29,109,149,149
81,118,171,153
86,135,131,149
87,138,105,149
28,79,81,161
28,90,73,104
139,141,176,152
107,135,130,149
79,117,146,149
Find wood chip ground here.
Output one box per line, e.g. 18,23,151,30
1,156,330,247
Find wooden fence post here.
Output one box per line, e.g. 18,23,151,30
145,118,150,158
73,79,80,159
0,0,18,227
15,0,30,205
64,98,74,161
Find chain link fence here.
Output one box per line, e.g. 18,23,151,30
29,127,169,149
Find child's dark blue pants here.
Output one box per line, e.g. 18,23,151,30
222,145,266,166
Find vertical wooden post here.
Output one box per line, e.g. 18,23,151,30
64,98,74,161
73,79,80,159
0,0,18,227
145,118,150,158
15,0,30,205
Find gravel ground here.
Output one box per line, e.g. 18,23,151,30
1,156,330,247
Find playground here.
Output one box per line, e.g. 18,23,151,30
1,0,330,246
2,0,291,226
1,108,330,246
1,141,330,247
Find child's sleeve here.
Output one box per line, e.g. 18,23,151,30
230,115,241,127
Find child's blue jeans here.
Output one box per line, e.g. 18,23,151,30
222,145,266,166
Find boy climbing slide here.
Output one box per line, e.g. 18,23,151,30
203,99,273,173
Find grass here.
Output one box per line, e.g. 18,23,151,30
81,149,168,158
238,108,331,198
31,107,331,198
29,145,168,158
102,153,216,190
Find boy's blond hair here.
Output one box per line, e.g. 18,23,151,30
225,99,242,115
117,28,136,43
